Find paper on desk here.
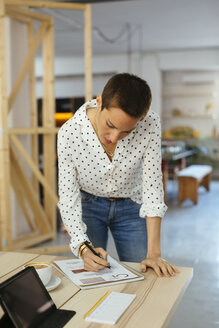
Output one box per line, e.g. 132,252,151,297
53,256,144,289
85,291,136,324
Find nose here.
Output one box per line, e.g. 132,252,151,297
109,130,120,144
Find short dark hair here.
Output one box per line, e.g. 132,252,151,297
101,73,152,118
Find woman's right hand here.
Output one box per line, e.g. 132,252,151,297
82,247,110,271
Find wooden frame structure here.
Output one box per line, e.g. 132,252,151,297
0,0,92,252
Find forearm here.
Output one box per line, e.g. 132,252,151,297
146,216,162,257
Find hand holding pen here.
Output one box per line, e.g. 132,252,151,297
82,241,111,271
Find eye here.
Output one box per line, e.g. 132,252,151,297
106,121,114,128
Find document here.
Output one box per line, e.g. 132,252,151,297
84,291,136,324
53,256,144,289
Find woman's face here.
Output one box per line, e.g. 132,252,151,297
96,106,140,146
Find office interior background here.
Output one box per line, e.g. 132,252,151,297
2,0,219,327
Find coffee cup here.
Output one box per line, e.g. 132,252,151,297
24,262,52,286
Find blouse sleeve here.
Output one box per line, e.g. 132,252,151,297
140,114,168,218
57,125,90,256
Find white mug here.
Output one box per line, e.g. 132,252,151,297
24,262,52,286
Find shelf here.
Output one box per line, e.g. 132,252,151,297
162,93,213,98
162,114,217,119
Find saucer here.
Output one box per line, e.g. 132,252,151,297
46,276,61,291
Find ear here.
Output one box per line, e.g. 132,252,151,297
96,94,102,109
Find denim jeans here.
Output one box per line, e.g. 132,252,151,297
81,191,147,262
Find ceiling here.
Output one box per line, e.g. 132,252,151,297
35,0,219,57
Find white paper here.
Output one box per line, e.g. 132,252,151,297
85,291,136,324
53,256,144,289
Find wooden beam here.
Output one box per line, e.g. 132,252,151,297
10,135,59,205
11,162,36,232
28,21,39,199
5,0,86,10
13,232,54,249
10,146,52,234
42,18,56,230
9,127,59,134
6,9,31,23
6,5,53,21
0,1,12,251
84,4,92,102
8,20,48,111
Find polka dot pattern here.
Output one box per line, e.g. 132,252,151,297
57,100,167,256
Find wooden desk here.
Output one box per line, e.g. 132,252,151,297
0,252,193,328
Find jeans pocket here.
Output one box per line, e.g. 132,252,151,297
80,191,97,203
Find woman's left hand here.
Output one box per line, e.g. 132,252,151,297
140,256,180,278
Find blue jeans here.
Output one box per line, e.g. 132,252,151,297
81,191,147,262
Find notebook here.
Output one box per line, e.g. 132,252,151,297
84,291,136,324
0,267,76,328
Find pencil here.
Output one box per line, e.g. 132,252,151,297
84,290,111,318
84,241,111,269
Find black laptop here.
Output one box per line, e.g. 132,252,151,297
0,266,76,328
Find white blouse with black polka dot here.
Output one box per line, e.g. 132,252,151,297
57,99,167,256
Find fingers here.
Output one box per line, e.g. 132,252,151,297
140,257,180,278
140,263,147,273
82,248,110,272
95,247,108,260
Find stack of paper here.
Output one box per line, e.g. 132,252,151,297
53,255,144,289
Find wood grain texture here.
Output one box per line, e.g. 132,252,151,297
0,1,12,251
42,18,56,230
61,263,193,328
28,22,39,200
0,252,39,278
0,252,193,327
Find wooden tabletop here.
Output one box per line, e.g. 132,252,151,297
0,252,193,328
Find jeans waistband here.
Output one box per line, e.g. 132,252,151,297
80,190,126,201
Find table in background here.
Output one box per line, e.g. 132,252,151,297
0,252,193,328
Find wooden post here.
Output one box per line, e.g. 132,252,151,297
0,1,12,250
28,22,39,199
84,4,92,101
1,0,93,251
42,18,56,233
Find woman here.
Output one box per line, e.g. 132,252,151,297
58,73,179,277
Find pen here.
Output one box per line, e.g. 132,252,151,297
84,241,111,269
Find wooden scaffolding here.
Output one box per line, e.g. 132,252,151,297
0,0,92,252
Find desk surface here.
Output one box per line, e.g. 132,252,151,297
0,252,193,328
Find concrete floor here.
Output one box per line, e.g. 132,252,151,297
40,180,219,327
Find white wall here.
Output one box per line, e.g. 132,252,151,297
162,70,219,138
36,48,219,123
7,18,32,237
36,54,128,99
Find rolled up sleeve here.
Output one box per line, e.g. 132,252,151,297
140,114,168,218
